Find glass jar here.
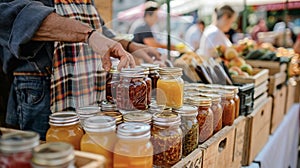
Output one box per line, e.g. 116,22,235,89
189,97,214,143
31,142,75,168
157,67,184,109
114,122,153,168
0,131,39,168
81,116,116,168
219,90,236,127
101,103,123,125
200,93,223,133
173,105,199,157
151,112,183,167
106,68,120,103
116,71,148,113
76,106,101,125
123,112,152,125
46,112,84,150
223,86,240,118
141,64,160,99
143,68,152,106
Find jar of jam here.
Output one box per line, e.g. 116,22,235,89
173,105,199,157
141,64,160,98
142,68,152,106
114,122,153,168
46,112,84,150
106,67,120,103
31,142,75,168
189,97,214,143
81,116,116,168
223,86,240,118
218,90,236,127
101,103,123,125
123,112,152,125
0,131,39,168
200,93,223,133
157,67,184,109
151,112,182,167
116,70,148,113
76,106,101,125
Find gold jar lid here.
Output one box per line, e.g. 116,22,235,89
218,90,235,98
152,112,181,126
188,97,212,107
123,112,152,124
222,85,239,94
49,112,80,126
173,105,198,116
199,93,221,103
100,111,123,124
159,67,183,76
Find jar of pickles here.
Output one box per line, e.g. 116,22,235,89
189,97,214,143
173,105,199,157
81,116,116,168
223,86,240,118
114,122,153,168
31,142,75,168
116,70,148,113
157,67,184,109
106,67,120,103
219,90,236,126
76,106,100,125
123,112,152,125
101,103,123,125
151,112,182,167
0,131,39,168
46,112,84,150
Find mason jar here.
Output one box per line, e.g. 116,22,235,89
76,106,100,125
0,131,39,168
101,103,123,125
141,63,160,99
46,112,84,150
218,90,236,127
157,67,184,109
81,116,116,168
106,68,120,103
123,112,152,125
223,85,240,118
114,122,153,168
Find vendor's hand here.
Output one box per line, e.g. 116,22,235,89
129,42,161,63
88,32,135,71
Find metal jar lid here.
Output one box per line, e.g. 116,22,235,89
123,112,152,124
100,111,123,125
0,131,40,154
152,112,181,126
173,105,198,116
49,112,80,126
83,116,116,133
159,67,183,76
222,85,239,94
199,93,222,103
218,90,235,98
188,97,212,107
117,122,151,139
76,106,100,119
101,103,118,112
31,142,74,167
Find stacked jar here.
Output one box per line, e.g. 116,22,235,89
151,112,183,167
106,67,120,103
46,112,84,150
223,85,240,118
123,112,152,125
76,106,101,125
157,67,184,109
141,63,160,99
81,116,117,168
218,90,236,126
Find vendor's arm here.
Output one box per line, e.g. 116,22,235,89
143,37,176,50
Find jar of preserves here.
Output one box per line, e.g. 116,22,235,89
141,64,160,99
142,68,152,105
219,90,236,126
76,106,100,125
200,93,223,133
46,112,84,150
173,105,199,157
116,70,148,113
106,68,120,103
81,116,116,168
123,112,152,125
114,122,153,168
151,112,182,167
223,86,240,118
189,97,214,143
157,67,184,109
31,142,75,168
0,131,39,168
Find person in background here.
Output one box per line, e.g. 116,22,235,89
197,5,236,58
251,19,268,42
184,20,205,51
293,34,300,54
0,0,160,140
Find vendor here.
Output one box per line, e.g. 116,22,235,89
197,5,236,59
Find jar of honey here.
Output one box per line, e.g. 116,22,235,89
31,142,75,168
189,97,214,143
218,90,236,126
46,112,84,150
0,131,39,168
106,67,120,103
76,106,101,125
173,105,199,157
157,67,184,109
114,122,153,168
151,112,182,167
223,86,240,118
81,116,116,168
123,112,152,125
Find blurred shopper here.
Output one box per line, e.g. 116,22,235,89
198,5,236,58
184,20,205,51
251,19,268,42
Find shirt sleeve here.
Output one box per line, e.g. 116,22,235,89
0,0,54,59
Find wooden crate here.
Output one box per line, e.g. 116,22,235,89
75,151,106,168
232,69,269,87
172,148,203,168
231,116,246,168
285,78,297,113
253,81,268,99
200,126,235,168
246,60,287,75
270,85,287,134
253,92,268,110
242,97,272,166
268,72,287,95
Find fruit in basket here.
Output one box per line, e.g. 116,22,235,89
229,69,239,76
229,66,243,75
260,42,276,52
224,47,239,60
240,72,250,77
229,57,245,68
240,64,253,75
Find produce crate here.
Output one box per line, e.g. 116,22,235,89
285,78,297,113
234,83,255,116
172,148,203,168
242,97,272,166
270,85,287,134
232,69,269,87
231,116,246,168
75,151,106,168
268,72,287,95
253,92,268,110
200,126,235,168
253,81,268,99
246,60,287,75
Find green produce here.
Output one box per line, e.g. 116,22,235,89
244,49,265,60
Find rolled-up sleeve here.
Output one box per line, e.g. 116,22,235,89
0,0,54,59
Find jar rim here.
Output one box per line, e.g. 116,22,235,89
83,116,116,132
188,97,212,107
49,112,80,126
76,106,100,115
152,112,181,126
173,105,198,116
199,93,221,102
117,122,151,139
123,112,152,122
159,67,183,76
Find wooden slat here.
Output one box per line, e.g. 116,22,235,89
232,69,269,87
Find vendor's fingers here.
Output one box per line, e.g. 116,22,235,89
127,53,136,68
117,55,129,71
102,52,112,71
149,48,161,60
